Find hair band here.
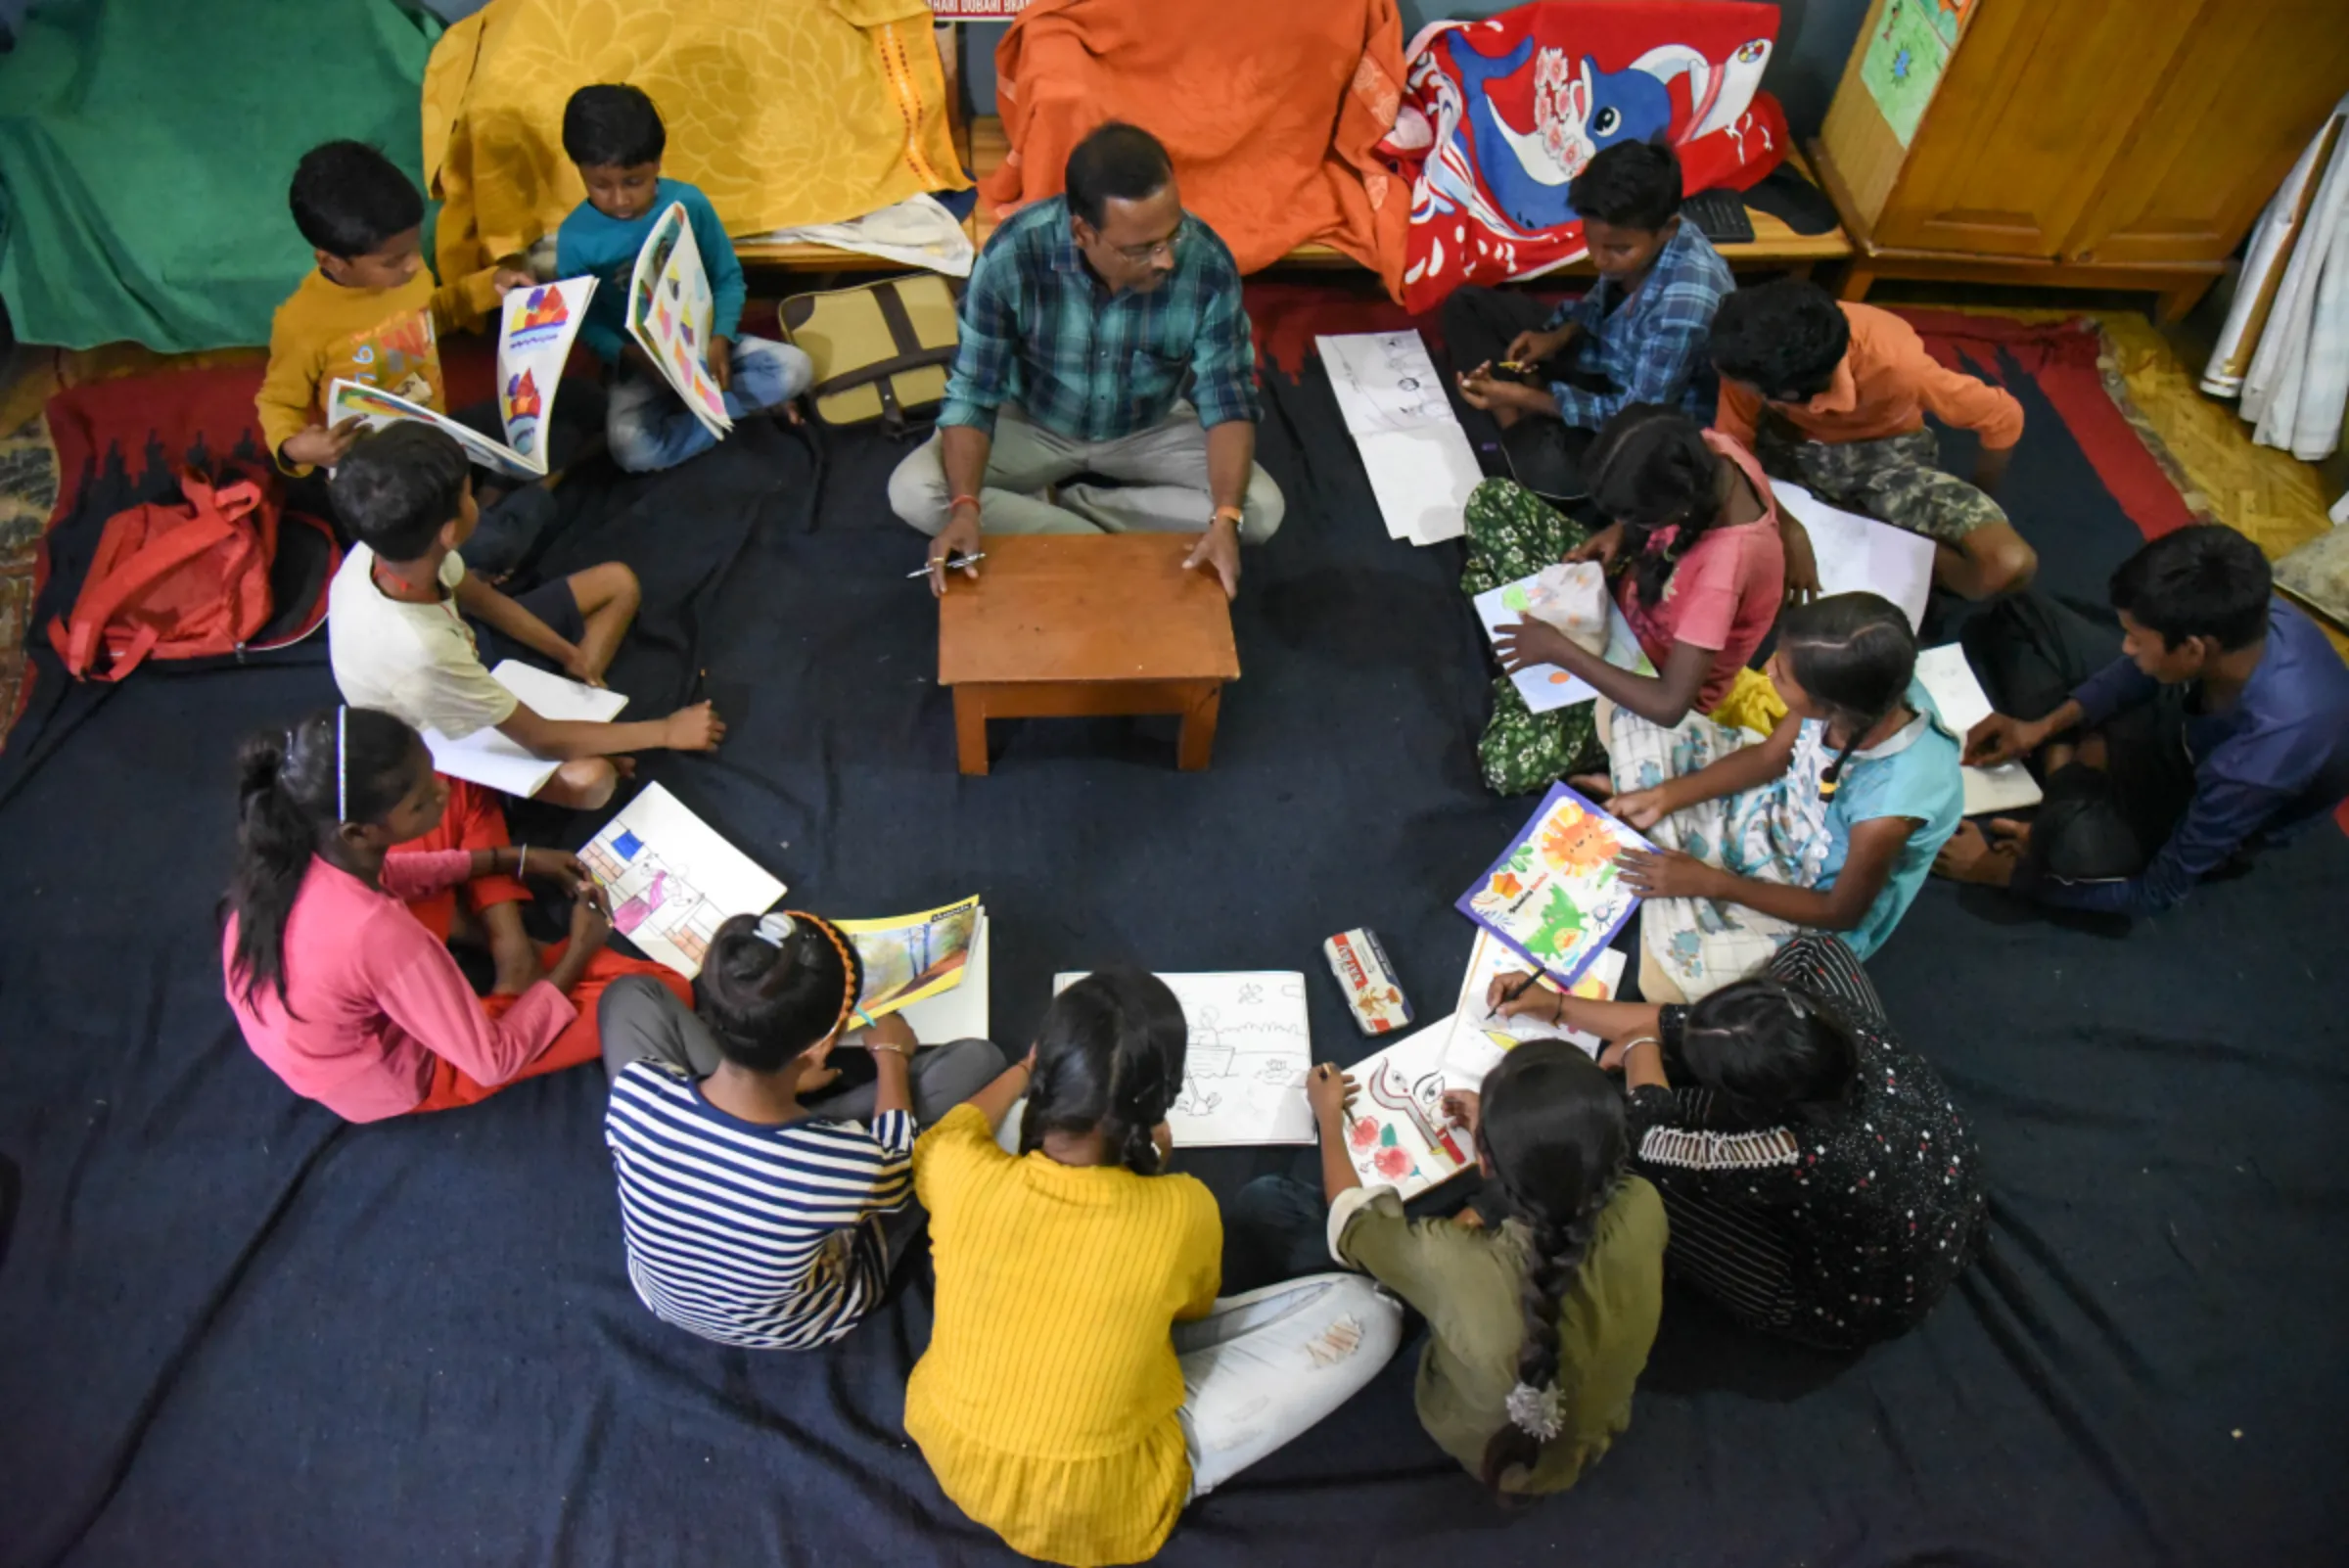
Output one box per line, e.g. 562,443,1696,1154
336,705,348,823
770,910,864,1041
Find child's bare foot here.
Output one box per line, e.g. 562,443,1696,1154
1569,771,1615,801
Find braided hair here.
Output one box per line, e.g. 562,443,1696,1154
1021,967,1188,1176
1680,977,1859,1125
695,911,866,1073
224,707,426,1010
1474,1041,1631,1493
1587,403,1724,609
1777,592,1918,798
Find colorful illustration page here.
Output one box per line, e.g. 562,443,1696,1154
495,276,595,472
626,202,732,440
1471,573,1654,715
1444,932,1629,1091
836,896,983,1019
325,379,535,484
579,783,787,979
1341,1012,1477,1201
1456,783,1650,989
1051,971,1315,1148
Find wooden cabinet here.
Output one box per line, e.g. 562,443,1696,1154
1813,0,2349,320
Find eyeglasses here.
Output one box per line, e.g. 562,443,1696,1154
1112,233,1183,264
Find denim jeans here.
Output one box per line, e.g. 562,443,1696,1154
608,335,813,473
1174,1271,1403,1497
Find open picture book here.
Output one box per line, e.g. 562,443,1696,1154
579,784,788,978
627,201,733,440
835,896,985,1022
1051,971,1315,1148
326,277,596,483
1337,1013,1478,1200
1458,783,1650,988
1470,568,1656,715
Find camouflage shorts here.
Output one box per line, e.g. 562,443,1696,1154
1757,426,2006,544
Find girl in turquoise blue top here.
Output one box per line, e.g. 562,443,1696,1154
1598,592,1963,1001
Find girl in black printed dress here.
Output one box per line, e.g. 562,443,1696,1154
1482,933,1985,1349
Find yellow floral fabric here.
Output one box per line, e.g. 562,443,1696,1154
423,0,969,279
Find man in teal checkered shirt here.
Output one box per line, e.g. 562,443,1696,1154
890,123,1284,600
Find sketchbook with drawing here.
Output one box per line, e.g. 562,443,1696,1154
579,784,787,978
1338,1013,1478,1201
1914,643,2045,815
1470,569,1656,715
326,277,596,483
1314,331,1475,546
835,897,984,1022
1443,930,1629,1091
1457,783,1649,989
1051,971,1315,1148
627,202,733,440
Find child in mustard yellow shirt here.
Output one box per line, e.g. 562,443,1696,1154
905,970,1401,1568
256,141,599,576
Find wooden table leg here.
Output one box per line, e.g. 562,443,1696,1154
952,687,990,775
1176,682,1221,771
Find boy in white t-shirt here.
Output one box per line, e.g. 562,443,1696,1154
327,423,725,809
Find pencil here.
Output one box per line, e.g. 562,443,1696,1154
1497,968,1549,1010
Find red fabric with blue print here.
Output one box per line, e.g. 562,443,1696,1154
1378,1,1790,312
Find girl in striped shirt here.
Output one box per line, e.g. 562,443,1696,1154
600,911,1001,1350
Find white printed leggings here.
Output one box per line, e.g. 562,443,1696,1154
1172,1273,1405,1498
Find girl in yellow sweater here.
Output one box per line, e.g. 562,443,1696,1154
906,970,1402,1567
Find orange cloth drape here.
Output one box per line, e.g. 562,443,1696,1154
979,0,1409,300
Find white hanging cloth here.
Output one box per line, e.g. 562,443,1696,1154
2206,95,2349,461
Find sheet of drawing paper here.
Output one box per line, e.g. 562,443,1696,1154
1915,643,2045,815
1775,481,1935,630
627,202,732,440
836,896,983,1018
1339,1013,1479,1201
1315,331,1475,545
1444,934,1629,1090
325,379,536,484
495,276,595,471
1456,783,1650,988
419,661,626,796
1470,573,1656,714
578,783,787,978
896,910,989,1043
1052,971,1315,1147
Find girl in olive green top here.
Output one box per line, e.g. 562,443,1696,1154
1297,1040,1668,1494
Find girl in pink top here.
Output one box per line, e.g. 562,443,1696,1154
221,706,676,1122
1494,404,1787,736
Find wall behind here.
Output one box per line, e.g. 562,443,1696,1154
954,0,1870,144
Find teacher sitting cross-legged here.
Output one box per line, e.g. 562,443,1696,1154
889,121,1284,600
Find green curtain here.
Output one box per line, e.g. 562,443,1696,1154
0,0,440,351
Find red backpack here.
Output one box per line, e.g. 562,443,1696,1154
47,464,337,682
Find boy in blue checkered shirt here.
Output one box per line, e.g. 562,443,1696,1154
1445,142,1732,504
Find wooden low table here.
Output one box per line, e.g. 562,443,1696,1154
936,533,1241,775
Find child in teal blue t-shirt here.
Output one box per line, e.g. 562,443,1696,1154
553,84,810,473
1598,592,1964,1001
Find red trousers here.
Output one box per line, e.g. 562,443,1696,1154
402,776,692,1114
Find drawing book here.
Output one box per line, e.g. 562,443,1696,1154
1444,931,1629,1091
895,909,990,1044
420,661,625,797
579,784,787,979
1471,571,1655,715
1456,783,1650,989
1313,332,1474,546
1338,1012,1478,1201
1051,971,1315,1148
835,896,983,1021
627,203,733,440
1774,481,1936,631
1915,643,2045,816
326,276,596,483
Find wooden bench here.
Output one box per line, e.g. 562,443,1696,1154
936,533,1241,775
738,115,1851,280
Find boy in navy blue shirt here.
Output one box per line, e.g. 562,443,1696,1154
1939,526,2349,912
554,84,810,472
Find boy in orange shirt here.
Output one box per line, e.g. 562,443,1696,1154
1710,278,2036,601
256,141,596,576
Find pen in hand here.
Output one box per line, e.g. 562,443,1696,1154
909,552,987,580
